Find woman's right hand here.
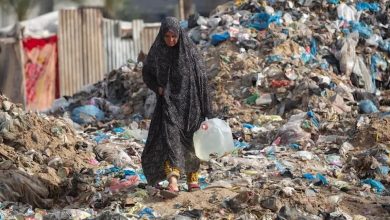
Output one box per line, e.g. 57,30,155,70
158,87,164,96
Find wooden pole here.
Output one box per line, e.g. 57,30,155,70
178,0,185,20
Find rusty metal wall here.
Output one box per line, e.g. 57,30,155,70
58,9,104,96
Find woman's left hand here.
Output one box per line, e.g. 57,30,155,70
158,87,164,96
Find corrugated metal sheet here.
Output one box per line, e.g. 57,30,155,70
141,23,160,53
0,38,25,106
58,8,104,96
103,19,134,73
59,8,160,96
103,19,160,73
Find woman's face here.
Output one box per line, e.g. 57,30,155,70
164,30,178,47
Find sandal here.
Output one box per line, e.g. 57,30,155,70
160,185,179,199
188,183,201,192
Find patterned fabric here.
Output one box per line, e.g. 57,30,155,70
164,160,199,184
141,17,212,186
164,160,180,179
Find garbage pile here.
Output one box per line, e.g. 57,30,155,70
49,63,149,126
0,95,97,209
2,0,390,219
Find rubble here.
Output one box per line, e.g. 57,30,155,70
2,0,390,219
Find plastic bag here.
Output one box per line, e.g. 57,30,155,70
71,105,105,124
358,100,379,114
353,56,375,93
294,151,314,160
248,11,282,31
370,53,388,82
362,178,385,193
123,128,148,142
95,143,136,168
336,32,359,76
278,112,311,145
337,3,360,22
350,21,372,39
193,118,234,160
327,0,339,5
310,38,318,56
378,40,390,54
365,34,382,47
144,90,156,119
108,176,139,193
266,55,283,63
356,2,380,12
211,32,230,46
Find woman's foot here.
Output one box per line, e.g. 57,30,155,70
168,176,179,192
187,182,200,192
160,176,179,199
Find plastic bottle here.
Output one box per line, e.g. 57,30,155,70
193,118,234,160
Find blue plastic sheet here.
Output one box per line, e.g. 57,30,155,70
275,161,287,174
234,140,250,149
112,127,125,134
199,176,209,189
266,55,282,63
138,207,156,219
289,143,300,150
310,38,317,56
243,123,255,129
131,113,144,122
378,40,390,54
327,0,339,4
378,166,390,175
320,60,330,70
307,111,320,128
303,173,328,185
94,132,109,143
137,170,147,183
302,173,315,180
356,2,380,12
301,52,313,64
370,53,387,87
359,100,379,114
248,11,282,31
316,173,329,185
71,105,105,124
362,178,386,193
180,20,188,29
211,32,230,46
123,169,137,176
96,166,121,176
350,21,372,39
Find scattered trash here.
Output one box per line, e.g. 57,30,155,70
2,0,390,218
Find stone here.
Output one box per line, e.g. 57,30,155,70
31,132,39,143
277,205,302,220
353,215,367,220
2,100,12,111
260,196,281,212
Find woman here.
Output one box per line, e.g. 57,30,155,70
141,17,212,195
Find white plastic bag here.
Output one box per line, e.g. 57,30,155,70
337,3,360,22
193,118,234,161
95,143,136,168
336,32,359,76
353,56,375,93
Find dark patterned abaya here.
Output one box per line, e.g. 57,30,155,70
141,17,212,186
